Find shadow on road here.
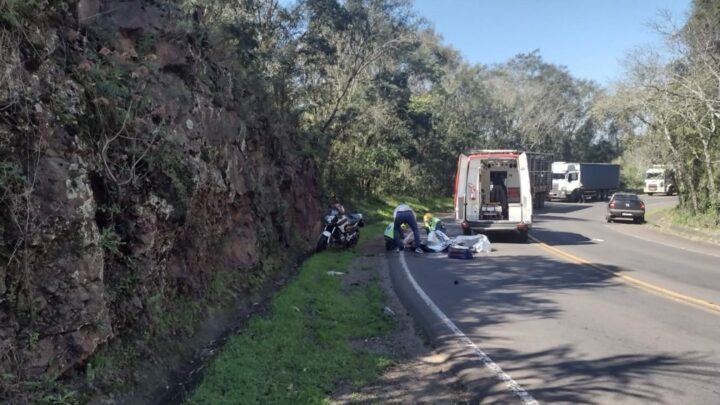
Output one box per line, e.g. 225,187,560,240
534,214,593,223
426,255,619,329
406,254,720,403
543,202,598,214
440,342,718,404
530,228,596,245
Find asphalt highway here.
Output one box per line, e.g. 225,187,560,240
389,195,720,404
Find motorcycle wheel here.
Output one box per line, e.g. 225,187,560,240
316,235,329,253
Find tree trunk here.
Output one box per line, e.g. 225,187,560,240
700,139,718,210
662,126,699,213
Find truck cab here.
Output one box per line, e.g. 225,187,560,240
644,165,675,196
549,161,619,202
549,162,579,201
454,150,533,241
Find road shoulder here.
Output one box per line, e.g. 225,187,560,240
385,249,530,404
330,237,474,404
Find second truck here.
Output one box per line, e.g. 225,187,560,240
644,165,675,196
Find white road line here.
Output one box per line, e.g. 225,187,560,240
399,252,538,405
602,224,720,259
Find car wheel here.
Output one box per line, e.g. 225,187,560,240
636,216,645,224
648,193,654,196
605,216,612,223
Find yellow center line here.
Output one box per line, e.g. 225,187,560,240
529,235,720,314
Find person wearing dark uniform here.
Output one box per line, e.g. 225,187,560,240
392,204,422,253
490,178,508,220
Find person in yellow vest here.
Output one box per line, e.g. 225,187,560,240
423,213,445,235
384,222,409,250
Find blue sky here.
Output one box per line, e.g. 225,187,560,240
411,0,691,84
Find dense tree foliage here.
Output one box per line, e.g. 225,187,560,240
186,0,720,226
183,0,617,198
607,0,720,223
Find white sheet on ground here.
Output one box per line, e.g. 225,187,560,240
451,234,491,253
471,234,491,253
426,230,452,252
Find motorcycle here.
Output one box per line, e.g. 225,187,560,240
316,207,364,252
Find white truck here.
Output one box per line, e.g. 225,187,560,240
644,165,675,196
454,150,550,241
549,162,620,202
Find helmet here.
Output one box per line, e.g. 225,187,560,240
423,213,433,222
331,203,346,214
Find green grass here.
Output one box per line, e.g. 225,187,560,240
645,205,673,222
646,205,718,230
666,207,719,230
187,249,394,404
646,205,720,245
185,195,448,404
351,195,453,223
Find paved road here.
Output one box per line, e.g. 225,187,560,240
390,195,720,404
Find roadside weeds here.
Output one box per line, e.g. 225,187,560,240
646,206,720,245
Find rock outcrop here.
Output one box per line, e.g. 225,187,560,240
0,0,321,392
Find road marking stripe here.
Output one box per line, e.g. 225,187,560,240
602,224,720,259
529,235,720,314
399,252,538,405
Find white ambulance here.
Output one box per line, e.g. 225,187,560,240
454,150,542,242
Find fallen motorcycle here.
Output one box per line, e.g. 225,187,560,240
316,207,364,252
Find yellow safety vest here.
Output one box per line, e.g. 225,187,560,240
384,223,394,238
425,217,441,231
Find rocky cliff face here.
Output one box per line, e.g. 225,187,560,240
0,0,321,392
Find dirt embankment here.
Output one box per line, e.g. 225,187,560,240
0,0,321,399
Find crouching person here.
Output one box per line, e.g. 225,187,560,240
385,223,410,250
393,203,422,253
423,212,445,235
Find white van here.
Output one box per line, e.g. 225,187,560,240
454,150,534,241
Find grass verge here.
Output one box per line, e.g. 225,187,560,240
647,205,718,229
187,246,393,404
187,195,448,404
646,206,720,244
645,205,673,222
665,207,719,230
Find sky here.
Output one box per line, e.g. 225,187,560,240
411,0,691,84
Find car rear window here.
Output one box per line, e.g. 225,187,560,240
614,194,638,200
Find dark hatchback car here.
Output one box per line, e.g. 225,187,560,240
606,192,645,224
